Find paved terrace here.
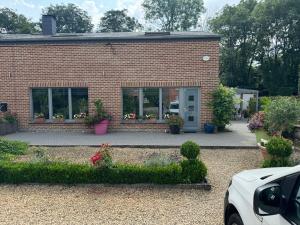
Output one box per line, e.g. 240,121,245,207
3,121,256,148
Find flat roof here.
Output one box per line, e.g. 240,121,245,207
0,31,221,45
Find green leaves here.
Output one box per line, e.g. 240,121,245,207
43,4,93,33
210,85,236,129
99,9,142,32
142,0,205,31
264,97,300,134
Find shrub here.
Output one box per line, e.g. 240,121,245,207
90,144,113,169
166,115,184,127
180,141,200,160
266,137,293,158
210,84,236,130
84,99,111,126
0,161,183,184
264,97,300,135
2,112,17,124
259,97,272,111
248,98,257,116
0,138,28,155
248,111,265,131
262,158,292,168
180,159,207,183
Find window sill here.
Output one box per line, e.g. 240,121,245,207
29,120,85,124
121,120,166,124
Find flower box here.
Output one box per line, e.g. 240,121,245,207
52,118,65,123
34,117,45,123
0,122,17,135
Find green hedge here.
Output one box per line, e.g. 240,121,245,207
0,138,28,155
0,161,186,184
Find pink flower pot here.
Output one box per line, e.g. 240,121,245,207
94,119,109,135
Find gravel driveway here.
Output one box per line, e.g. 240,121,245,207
0,148,261,225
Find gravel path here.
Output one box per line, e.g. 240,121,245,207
1,148,261,225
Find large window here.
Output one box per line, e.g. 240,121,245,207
32,89,49,119
31,88,88,121
122,87,180,121
143,88,159,119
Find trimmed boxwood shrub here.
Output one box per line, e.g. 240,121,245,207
180,141,200,160
0,161,183,184
266,137,293,158
180,159,207,183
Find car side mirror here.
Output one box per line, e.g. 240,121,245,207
254,183,282,216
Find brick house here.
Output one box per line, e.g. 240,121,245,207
0,15,220,132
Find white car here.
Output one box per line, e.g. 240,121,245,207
224,165,300,225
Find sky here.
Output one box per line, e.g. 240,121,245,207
0,0,241,28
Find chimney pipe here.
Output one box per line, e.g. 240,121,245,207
42,15,56,35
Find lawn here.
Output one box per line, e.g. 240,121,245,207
255,129,272,142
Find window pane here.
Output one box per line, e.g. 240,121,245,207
122,88,139,119
32,88,49,119
72,88,88,118
52,88,69,119
143,88,159,120
162,88,180,118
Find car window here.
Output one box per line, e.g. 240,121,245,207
285,178,300,224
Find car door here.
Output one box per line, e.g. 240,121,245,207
263,177,300,225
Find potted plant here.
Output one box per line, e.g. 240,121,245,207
167,115,184,134
204,122,216,134
85,99,111,135
73,112,86,123
34,113,45,123
145,113,157,122
52,113,64,123
123,113,136,123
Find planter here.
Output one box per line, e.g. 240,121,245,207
75,118,84,123
169,125,180,134
34,118,45,123
0,122,17,135
294,125,300,140
94,119,109,135
53,118,65,123
258,143,270,160
204,123,215,134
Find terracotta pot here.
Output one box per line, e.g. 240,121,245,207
34,118,45,123
258,143,270,160
94,119,109,135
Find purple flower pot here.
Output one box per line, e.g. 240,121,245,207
94,119,109,135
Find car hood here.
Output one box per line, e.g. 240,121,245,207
235,167,290,182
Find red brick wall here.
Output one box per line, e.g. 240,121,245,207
0,40,219,132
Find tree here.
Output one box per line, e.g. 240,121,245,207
98,9,142,32
142,0,205,31
43,4,93,33
209,0,259,89
209,0,300,96
0,8,36,34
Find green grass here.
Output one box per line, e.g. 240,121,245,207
255,129,272,143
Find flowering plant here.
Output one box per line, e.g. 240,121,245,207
145,113,156,120
53,113,64,119
73,112,87,119
34,113,45,119
90,143,113,168
248,111,265,131
123,113,136,120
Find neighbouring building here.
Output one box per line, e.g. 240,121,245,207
0,15,220,132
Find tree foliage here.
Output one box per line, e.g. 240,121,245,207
99,9,142,32
142,0,205,31
209,0,300,96
0,8,36,34
43,4,93,33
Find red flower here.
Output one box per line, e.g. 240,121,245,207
90,152,102,165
